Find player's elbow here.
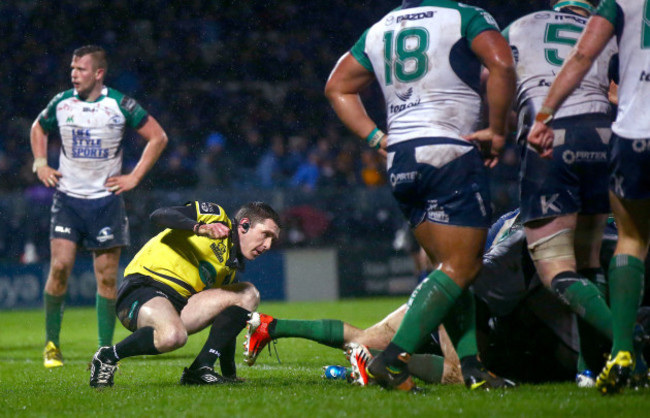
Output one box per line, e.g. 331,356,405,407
324,80,341,105
156,130,169,150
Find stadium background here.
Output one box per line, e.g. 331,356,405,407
0,0,547,308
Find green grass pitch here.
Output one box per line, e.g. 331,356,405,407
1,297,649,417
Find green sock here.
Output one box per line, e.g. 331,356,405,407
271,319,344,348
577,353,588,373
392,270,463,354
576,268,611,371
609,254,645,355
96,294,116,347
44,292,66,346
579,267,608,301
442,289,478,360
408,353,445,383
369,349,445,383
561,278,613,340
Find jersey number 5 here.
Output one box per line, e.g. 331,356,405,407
544,23,582,66
383,27,430,85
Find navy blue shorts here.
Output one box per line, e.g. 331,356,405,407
49,191,130,250
386,137,491,228
609,134,650,199
520,114,611,223
116,273,187,332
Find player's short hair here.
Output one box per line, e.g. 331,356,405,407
551,0,597,13
73,45,108,71
235,202,281,230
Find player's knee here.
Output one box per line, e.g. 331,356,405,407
158,327,188,351
550,271,583,305
97,275,117,291
49,258,72,281
527,228,574,263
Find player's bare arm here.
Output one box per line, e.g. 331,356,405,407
30,119,62,187
528,15,615,159
464,30,516,168
324,53,387,155
105,115,168,194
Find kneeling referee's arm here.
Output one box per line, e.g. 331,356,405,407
150,205,198,231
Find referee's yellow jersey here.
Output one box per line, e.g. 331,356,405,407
124,201,240,298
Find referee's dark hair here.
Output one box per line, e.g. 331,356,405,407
235,202,281,229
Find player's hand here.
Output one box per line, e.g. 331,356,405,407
197,223,230,240
463,128,505,168
105,174,139,195
36,166,62,188
527,121,554,159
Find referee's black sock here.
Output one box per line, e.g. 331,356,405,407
189,305,250,370
112,326,160,361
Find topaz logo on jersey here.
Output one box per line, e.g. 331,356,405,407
54,225,72,234
96,227,114,243
385,15,395,25
389,99,421,114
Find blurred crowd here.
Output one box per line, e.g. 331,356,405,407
0,0,546,261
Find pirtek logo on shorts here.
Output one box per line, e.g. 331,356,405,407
390,171,418,187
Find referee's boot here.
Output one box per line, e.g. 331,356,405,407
89,346,118,388
180,366,229,385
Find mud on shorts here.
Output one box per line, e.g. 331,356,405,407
116,273,188,332
386,137,491,229
520,113,611,223
49,191,130,250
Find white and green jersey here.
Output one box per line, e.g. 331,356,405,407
597,0,650,139
503,8,616,132
350,0,499,145
38,86,148,199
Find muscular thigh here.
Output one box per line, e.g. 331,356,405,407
387,137,491,229
181,282,259,334
116,274,187,332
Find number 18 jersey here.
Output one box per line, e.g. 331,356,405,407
350,0,499,145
